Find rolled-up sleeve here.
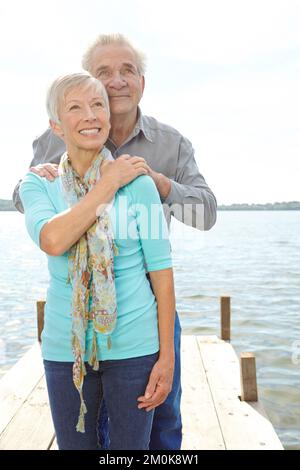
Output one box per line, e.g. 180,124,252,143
163,136,217,230
19,173,56,247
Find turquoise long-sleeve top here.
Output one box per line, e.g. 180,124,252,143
19,173,172,362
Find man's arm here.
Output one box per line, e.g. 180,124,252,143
12,180,25,213
150,136,217,231
13,129,65,213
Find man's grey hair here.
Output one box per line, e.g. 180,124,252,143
46,72,110,124
82,33,147,76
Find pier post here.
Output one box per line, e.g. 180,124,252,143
37,300,46,343
220,295,231,341
240,352,258,401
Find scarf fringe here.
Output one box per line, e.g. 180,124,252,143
76,392,88,433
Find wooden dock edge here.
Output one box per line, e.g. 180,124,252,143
0,336,284,450
181,336,283,450
0,299,284,450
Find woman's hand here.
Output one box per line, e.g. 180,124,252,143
101,154,150,188
137,355,175,412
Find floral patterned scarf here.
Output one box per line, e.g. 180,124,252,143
59,149,118,433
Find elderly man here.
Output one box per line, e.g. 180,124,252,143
13,34,217,450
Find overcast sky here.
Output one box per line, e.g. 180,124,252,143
0,0,299,204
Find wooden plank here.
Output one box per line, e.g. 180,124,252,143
197,336,283,450
0,375,55,450
0,342,44,435
181,336,225,450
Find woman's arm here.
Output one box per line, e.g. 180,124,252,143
128,175,176,411
137,268,175,412
150,268,175,360
40,156,148,256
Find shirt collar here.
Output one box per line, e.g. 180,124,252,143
134,107,154,143
106,107,154,152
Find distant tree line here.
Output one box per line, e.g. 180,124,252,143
1,198,300,212
218,201,300,211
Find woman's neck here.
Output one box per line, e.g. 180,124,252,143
67,147,102,178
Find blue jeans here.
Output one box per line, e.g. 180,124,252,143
98,313,182,450
44,352,158,450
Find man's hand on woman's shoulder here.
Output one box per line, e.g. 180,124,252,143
29,163,59,181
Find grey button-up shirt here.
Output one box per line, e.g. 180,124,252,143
13,109,217,230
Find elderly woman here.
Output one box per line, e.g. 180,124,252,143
19,73,175,450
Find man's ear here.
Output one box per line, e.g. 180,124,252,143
141,75,145,95
49,119,64,138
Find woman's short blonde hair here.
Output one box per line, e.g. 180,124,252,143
46,72,110,124
82,33,147,76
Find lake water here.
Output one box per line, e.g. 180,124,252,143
0,210,299,449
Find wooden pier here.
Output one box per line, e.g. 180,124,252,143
0,297,283,450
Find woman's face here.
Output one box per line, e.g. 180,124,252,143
53,84,110,154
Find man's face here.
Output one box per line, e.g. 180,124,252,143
89,44,145,119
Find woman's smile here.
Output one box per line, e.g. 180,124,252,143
79,127,102,136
